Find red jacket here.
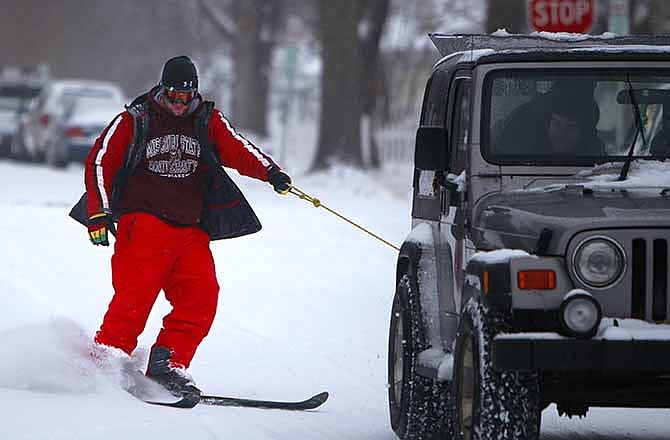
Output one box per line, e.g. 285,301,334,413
85,95,275,225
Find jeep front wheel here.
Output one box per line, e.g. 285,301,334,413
388,274,451,440
453,299,541,440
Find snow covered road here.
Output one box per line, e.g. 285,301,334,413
0,161,669,439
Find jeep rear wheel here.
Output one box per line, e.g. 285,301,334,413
388,274,452,440
453,299,541,440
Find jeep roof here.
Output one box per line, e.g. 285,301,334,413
430,33,670,71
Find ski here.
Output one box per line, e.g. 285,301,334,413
144,391,329,411
144,394,200,409
199,391,329,410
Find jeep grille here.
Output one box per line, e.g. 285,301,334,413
569,230,670,322
631,237,668,321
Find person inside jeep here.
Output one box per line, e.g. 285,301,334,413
497,80,603,158
545,99,602,155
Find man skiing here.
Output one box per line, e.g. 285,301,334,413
71,55,292,401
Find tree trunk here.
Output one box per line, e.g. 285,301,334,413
631,0,670,34
313,1,365,170
360,0,390,169
232,0,280,136
313,0,389,170
486,0,528,33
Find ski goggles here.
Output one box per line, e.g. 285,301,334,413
163,86,197,105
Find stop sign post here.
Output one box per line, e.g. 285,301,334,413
529,0,595,34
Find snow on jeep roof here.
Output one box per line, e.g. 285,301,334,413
430,32,670,59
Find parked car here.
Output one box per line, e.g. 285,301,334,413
0,82,44,157
45,95,125,167
388,33,670,440
12,79,125,162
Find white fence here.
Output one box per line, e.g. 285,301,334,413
373,124,416,165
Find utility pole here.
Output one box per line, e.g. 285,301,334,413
279,44,298,165
608,0,630,35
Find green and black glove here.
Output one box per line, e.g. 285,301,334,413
267,166,292,195
88,212,112,246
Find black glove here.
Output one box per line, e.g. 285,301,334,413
267,166,292,195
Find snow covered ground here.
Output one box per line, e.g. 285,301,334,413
1,160,669,439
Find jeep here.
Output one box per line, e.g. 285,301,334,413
388,33,670,440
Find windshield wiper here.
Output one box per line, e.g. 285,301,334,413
618,75,648,181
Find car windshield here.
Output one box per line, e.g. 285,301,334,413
0,84,41,100
0,85,41,111
484,70,670,165
45,85,123,116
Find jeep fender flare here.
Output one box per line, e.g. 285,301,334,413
395,223,455,354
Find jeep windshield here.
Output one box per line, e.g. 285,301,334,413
484,70,670,165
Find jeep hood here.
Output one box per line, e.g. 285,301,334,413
472,188,670,254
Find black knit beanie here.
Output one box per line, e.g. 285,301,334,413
160,56,198,90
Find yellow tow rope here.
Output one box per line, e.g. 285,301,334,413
287,184,400,252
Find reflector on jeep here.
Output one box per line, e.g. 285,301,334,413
518,270,556,290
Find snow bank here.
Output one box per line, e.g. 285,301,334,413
0,318,172,401
0,278,51,328
0,161,411,439
297,164,410,201
0,319,110,394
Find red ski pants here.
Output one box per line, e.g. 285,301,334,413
95,212,219,368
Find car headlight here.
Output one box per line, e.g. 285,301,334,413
573,237,624,288
559,290,602,339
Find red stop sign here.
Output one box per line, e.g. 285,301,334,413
529,0,595,34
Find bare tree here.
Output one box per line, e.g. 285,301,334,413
232,1,282,136
0,0,203,96
360,0,391,168
631,0,670,34
313,0,390,170
378,0,485,125
201,0,284,136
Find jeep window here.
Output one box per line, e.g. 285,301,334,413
483,70,670,165
421,70,450,126
450,79,471,174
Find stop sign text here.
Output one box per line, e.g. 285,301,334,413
530,0,595,34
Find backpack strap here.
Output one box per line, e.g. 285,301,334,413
194,101,223,172
107,90,153,216
123,100,150,172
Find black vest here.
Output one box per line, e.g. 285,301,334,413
69,90,262,241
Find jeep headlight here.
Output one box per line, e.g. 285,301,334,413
573,237,624,288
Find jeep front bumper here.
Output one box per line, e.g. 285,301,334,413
492,335,670,372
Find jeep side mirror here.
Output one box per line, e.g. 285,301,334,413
414,126,449,171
